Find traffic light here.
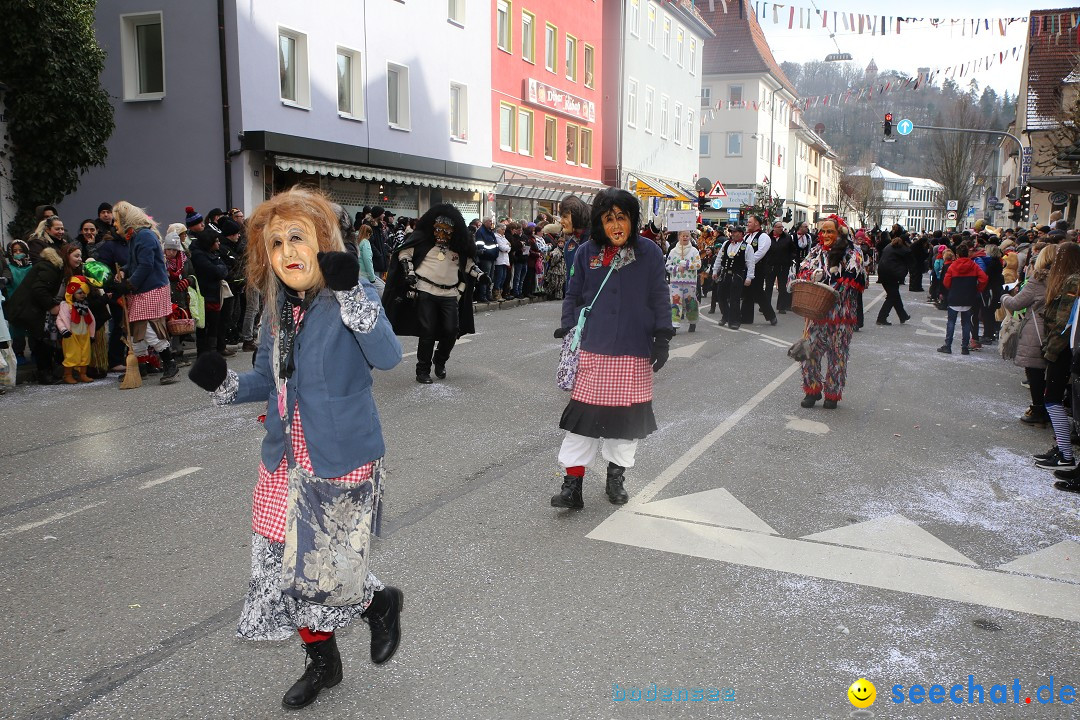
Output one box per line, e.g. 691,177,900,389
1009,199,1023,223
883,113,893,137
783,208,792,223
1020,185,1031,221
697,190,707,211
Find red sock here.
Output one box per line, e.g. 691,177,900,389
566,466,585,478
298,627,333,644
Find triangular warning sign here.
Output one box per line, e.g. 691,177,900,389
707,180,727,198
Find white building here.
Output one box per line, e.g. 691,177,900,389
846,165,945,232
59,0,499,225
602,0,714,220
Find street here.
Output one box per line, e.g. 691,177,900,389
2,286,1078,719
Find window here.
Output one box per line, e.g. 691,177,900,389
499,102,516,151
565,123,579,164
517,108,533,155
121,13,165,100
647,3,657,46
277,28,309,107
660,95,669,138
387,62,410,129
545,23,557,72
544,116,557,160
701,86,711,108
689,39,697,75
584,44,594,88
565,34,577,82
662,17,671,57
450,82,467,140
496,1,511,52
644,87,654,132
522,11,535,63
579,128,592,168
675,27,684,66
630,0,640,36
627,79,638,127
686,110,694,149
728,84,742,105
448,0,465,25
673,102,682,144
700,133,711,156
336,48,363,118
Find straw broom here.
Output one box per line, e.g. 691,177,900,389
118,295,142,389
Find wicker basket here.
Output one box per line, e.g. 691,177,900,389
790,280,840,322
167,317,196,336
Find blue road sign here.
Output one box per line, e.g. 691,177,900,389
897,119,913,136
710,199,723,210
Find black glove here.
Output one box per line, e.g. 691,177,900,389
61,330,72,339
405,271,418,287
317,251,360,291
188,351,228,391
650,335,671,373
554,327,571,339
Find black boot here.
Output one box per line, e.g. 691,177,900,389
281,635,343,710
550,474,584,509
688,323,696,333
605,463,629,505
159,349,180,385
363,586,403,664
800,392,821,408
434,364,446,379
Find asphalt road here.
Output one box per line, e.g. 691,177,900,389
1,283,1077,719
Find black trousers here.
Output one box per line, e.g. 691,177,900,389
1026,366,1047,410
717,272,745,328
196,308,222,355
877,279,909,322
741,272,776,324
107,303,126,367
767,264,792,311
416,292,459,372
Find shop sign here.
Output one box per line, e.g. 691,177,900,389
525,79,595,123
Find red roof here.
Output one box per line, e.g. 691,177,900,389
698,0,797,97
1026,7,1080,131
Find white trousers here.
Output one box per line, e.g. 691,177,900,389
558,432,639,469
133,323,169,355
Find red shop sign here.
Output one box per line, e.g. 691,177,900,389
524,78,596,124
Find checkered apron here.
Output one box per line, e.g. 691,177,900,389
126,284,172,322
569,350,653,407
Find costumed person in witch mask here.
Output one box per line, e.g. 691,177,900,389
186,187,405,711
665,230,701,333
793,215,865,409
550,188,673,509
383,204,485,384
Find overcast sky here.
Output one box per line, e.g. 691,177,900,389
756,1,1065,97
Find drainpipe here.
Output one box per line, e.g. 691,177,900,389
767,84,780,219
218,0,234,209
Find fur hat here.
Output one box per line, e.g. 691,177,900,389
163,232,183,251
166,222,187,238
185,206,203,227
542,223,562,236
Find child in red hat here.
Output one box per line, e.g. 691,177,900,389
56,275,96,383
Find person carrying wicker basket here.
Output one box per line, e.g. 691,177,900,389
792,216,866,409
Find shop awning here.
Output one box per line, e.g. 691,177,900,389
494,163,609,203
632,175,675,198
670,182,698,203
273,156,495,194
1028,175,1080,195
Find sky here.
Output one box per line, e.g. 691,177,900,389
752,0,1072,96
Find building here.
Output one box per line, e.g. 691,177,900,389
846,165,945,232
601,0,713,221
696,3,799,224
788,119,835,226
489,0,607,221
59,0,500,227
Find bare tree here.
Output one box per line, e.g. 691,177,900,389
839,173,886,228
928,96,994,219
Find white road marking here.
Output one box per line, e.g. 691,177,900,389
0,502,106,539
784,415,830,434
669,341,707,359
863,290,887,311
997,540,1080,583
759,338,789,348
628,363,800,507
633,488,778,534
739,328,761,335
139,467,201,490
801,513,976,565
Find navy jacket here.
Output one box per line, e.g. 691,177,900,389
90,236,129,273
124,228,169,293
561,238,672,358
234,285,402,477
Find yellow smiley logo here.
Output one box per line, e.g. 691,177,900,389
848,678,876,708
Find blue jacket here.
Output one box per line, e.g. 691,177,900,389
561,238,672,358
125,228,169,293
91,236,129,274
234,284,402,477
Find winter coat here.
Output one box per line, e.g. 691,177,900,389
942,257,988,308
877,243,910,283
26,234,66,265
124,228,169,294
6,247,63,340
561,237,672,358
91,234,129,272
974,253,1004,307
1001,275,1047,370
1041,274,1080,364
190,240,229,304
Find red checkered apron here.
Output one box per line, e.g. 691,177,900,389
126,284,172,322
570,350,653,407
253,404,375,542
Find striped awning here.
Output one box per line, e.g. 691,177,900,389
273,156,495,194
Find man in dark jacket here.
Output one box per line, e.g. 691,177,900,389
876,235,911,325
93,202,114,238
367,207,388,274
938,243,987,354
7,246,64,383
764,221,796,313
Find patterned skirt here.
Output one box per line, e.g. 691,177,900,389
126,284,172,322
561,350,657,440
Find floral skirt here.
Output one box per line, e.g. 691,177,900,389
236,532,383,641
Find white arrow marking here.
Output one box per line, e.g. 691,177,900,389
669,340,707,359
784,415,830,434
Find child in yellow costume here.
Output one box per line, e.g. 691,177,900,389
56,275,96,383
